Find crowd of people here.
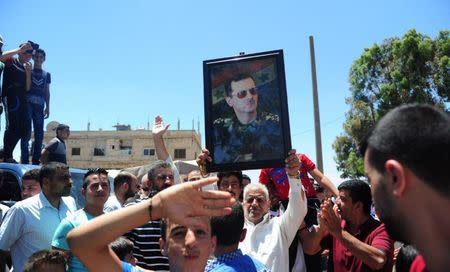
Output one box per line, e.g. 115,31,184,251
1,37,449,272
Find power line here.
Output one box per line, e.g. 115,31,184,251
292,114,345,136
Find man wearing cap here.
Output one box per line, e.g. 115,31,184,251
40,124,70,165
1,41,34,162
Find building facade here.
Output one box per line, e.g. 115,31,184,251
42,128,202,169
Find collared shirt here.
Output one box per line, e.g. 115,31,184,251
0,192,76,272
0,203,10,224
52,209,94,272
240,177,307,272
122,261,144,272
205,249,270,272
322,218,394,272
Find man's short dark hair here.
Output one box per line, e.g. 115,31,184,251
22,169,40,182
83,168,108,188
39,162,69,187
147,160,172,182
211,202,244,246
34,48,46,58
360,104,450,197
23,249,66,272
82,169,100,189
225,74,256,97
110,236,134,261
113,172,134,192
338,179,372,215
56,124,70,135
217,171,243,188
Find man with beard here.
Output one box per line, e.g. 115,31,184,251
360,104,450,272
124,160,176,271
0,162,76,272
103,172,138,212
52,169,110,271
302,179,394,271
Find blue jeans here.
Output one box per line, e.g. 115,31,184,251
21,102,44,165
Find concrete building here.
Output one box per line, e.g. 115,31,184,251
42,123,202,169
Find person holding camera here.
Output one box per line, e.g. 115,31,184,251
0,37,33,135
20,48,51,164
1,41,36,163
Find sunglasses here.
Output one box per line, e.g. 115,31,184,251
232,87,258,99
25,50,33,54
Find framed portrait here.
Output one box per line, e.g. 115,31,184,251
203,49,292,172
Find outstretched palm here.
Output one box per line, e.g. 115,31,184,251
152,115,170,137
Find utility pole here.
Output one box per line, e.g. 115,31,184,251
309,36,324,172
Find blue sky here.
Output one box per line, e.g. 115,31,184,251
1,0,448,184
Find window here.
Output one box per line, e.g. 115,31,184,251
94,142,106,156
72,148,81,156
174,149,186,159
143,148,155,156
119,139,132,150
94,148,105,156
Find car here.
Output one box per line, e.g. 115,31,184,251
0,163,89,209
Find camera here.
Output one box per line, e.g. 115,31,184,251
28,40,39,50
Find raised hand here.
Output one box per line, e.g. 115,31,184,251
152,115,170,138
196,149,212,176
153,177,235,225
320,198,342,235
285,149,299,177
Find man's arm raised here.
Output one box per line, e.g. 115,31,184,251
279,150,308,242
67,177,235,272
152,115,182,184
320,199,389,270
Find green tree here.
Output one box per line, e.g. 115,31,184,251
334,29,449,179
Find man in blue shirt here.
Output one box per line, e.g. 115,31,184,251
205,202,269,272
0,163,76,272
52,168,110,271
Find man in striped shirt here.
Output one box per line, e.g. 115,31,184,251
124,116,182,271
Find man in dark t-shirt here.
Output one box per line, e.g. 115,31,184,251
21,48,51,165
40,124,70,165
1,45,33,162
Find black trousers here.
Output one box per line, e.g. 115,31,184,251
3,96,26,160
